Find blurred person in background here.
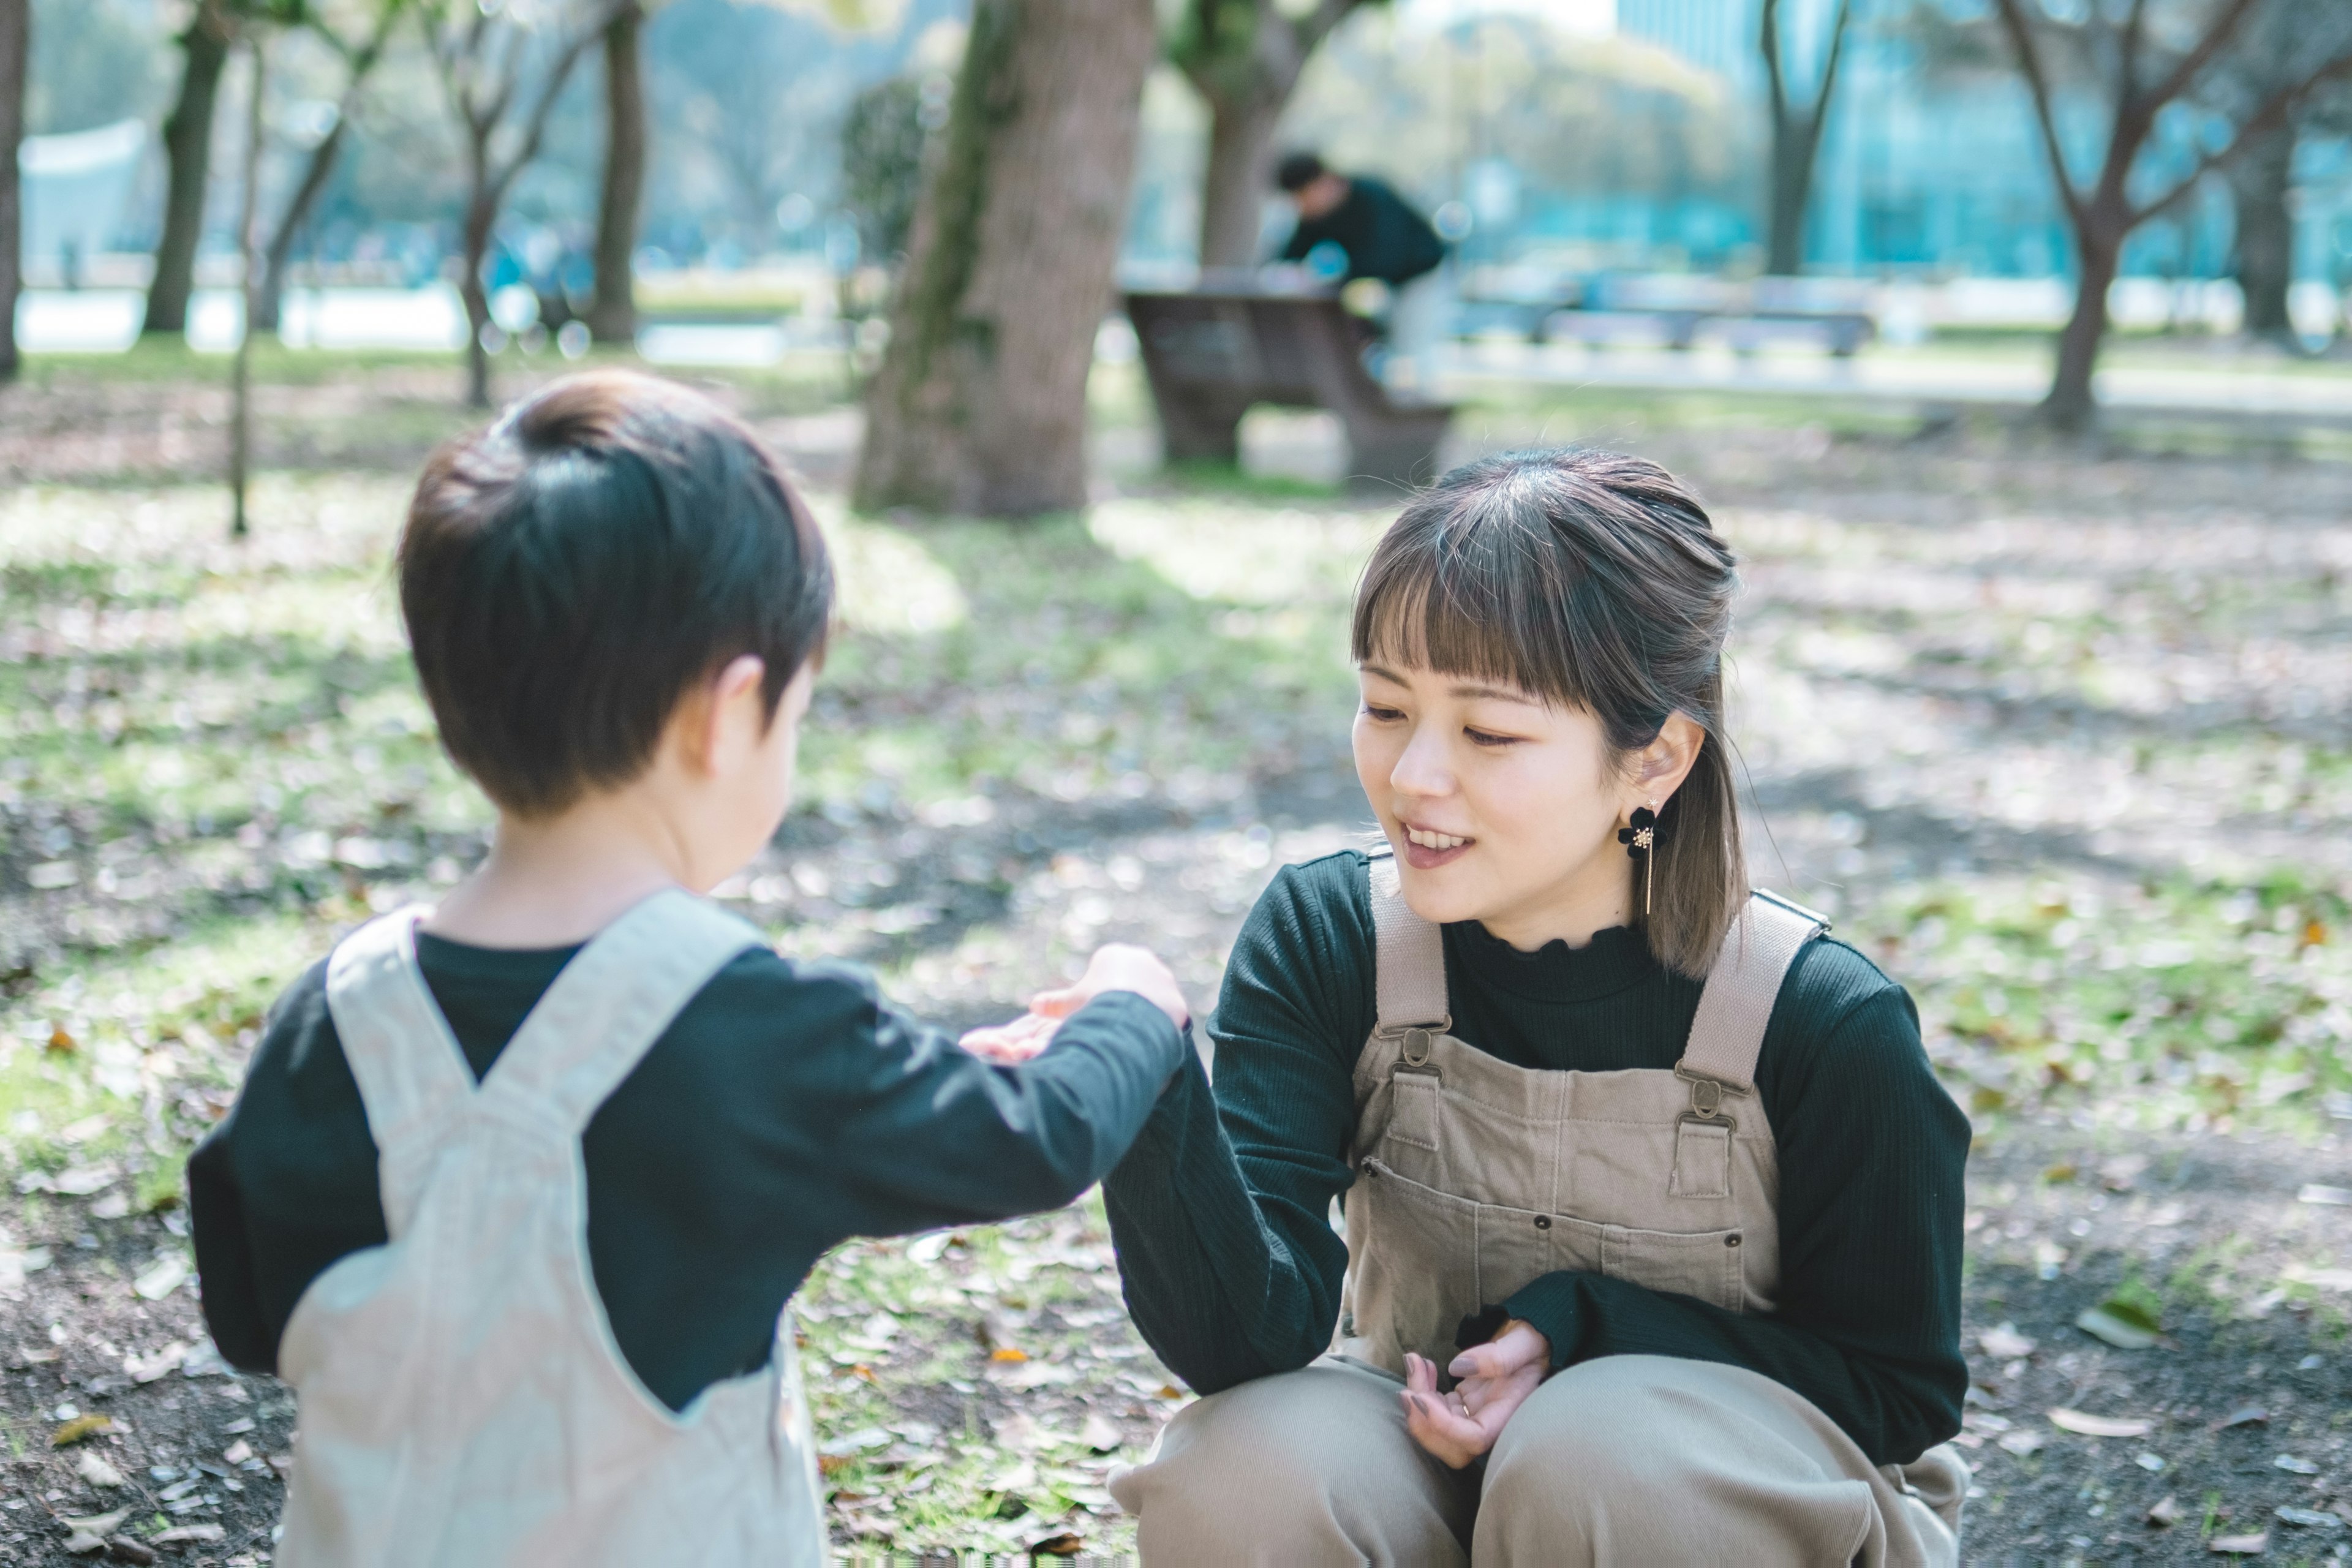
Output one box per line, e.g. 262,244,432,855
1275,151,1449,396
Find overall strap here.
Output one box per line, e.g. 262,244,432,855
1368,853,1449,1038
1676,890,1830,1102
323,906,480,1233
480,888,764,1135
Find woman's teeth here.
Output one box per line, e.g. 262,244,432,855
1407,827,1468,850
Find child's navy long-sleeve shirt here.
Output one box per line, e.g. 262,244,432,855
1102,850,1969,1468
189,933,1185,1412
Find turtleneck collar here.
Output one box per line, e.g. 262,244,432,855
1449,918,1662,1003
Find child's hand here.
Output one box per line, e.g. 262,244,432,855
958,1011,1061,1065
1030,944,1190,1033
1397,1320,1550,1469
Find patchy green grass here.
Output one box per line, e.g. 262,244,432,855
1855,873,2352,1136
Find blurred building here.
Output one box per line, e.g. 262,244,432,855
1610,0,2351,288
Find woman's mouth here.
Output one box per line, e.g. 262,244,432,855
1401,824,1472,870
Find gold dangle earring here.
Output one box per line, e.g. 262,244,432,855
1616,802,1660,919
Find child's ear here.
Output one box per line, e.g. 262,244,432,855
682,655,769,775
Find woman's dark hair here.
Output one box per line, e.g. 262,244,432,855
1351,449,1745,978
399,370,834,818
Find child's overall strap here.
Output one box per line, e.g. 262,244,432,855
480,888,764,1137
325,907,477,1234
1676,891,1830,1096
1370,854,1449,1036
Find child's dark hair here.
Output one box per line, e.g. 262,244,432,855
1352,449,1745,978
399,371,834,818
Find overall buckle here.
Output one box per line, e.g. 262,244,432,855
1674,1063,1749,1129
1382,1017,1451,1071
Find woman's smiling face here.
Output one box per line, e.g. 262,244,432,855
1352,659,1698,951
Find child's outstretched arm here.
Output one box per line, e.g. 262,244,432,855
819,948,1191,1234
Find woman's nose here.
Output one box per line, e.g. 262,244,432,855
1390,724,1454,797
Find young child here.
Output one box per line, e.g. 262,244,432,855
187,371,1192,1566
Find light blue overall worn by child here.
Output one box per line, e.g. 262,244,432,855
277,894,823,1564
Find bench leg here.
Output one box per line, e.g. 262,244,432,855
1152,389,1250,466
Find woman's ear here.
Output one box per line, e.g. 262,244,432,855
1627,712,1705,809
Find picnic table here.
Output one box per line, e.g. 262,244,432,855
1124,288,1454,492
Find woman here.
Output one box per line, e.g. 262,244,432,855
1099,450,1970,1565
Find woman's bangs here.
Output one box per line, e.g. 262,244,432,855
1352,529,1580,708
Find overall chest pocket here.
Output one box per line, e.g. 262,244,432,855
1471,1193,1749,1317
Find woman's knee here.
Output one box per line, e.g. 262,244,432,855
1114,1362,1468,1563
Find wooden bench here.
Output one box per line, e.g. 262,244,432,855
1124,290,1454,492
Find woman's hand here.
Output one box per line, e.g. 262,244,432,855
1030,943,1190,1033
1398,1320,1551,1469
959,944,1191,1064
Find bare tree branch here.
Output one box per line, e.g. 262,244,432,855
1991,0,2087,227
1808,0,1854,134
2115,0,2148,108
2138,0,2260,114
1760,0,1791,129
2131,46,2352,224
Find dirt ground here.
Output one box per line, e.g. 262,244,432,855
5,356,2352,1563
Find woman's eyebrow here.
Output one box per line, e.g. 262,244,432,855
1448,682,1542,706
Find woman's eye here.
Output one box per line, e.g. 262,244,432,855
1362,704,1406,722
1464,728,1520,748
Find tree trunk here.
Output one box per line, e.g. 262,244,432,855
0,0,26,383
254,118,349,333
1765,117,1814,276
587,1,646,345
145,4,233,337
461,153,496,409
1197,87,1286,270
230,38,265,538
2230,125,2294,342
2046,224,2120,432
854,0,1157,517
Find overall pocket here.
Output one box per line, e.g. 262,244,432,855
1599,1221,1747,1313
1351,1159,1483,1371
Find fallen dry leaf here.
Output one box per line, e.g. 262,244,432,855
154,1524,227,1545
2075,1304,2159,1350
2148,1493,2180,1527
1029,1532,1084,1557
51,1412,113,1447
2214,1406,2270,1431
124,1340,189,1384
990,1346,1029,1363
74,1449,125,1487
1978,1322,2036,1360
1997,1428,2048,1457
132,1253,190,1301
2209,1531,2267,1555
2049,1408,2154,1438
2274,1506,2345,1531
223,1438,254,1465
59,1509,130,1536
2296,1185,2352,1207
1080,1413,1121,1453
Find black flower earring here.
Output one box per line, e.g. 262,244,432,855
1618,804,1659,919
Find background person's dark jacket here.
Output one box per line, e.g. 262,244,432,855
1277,176,1446,286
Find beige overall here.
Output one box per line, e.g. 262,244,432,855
1112,861,1967,1566
274,890,827,1567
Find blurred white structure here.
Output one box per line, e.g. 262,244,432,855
20,120,146,280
